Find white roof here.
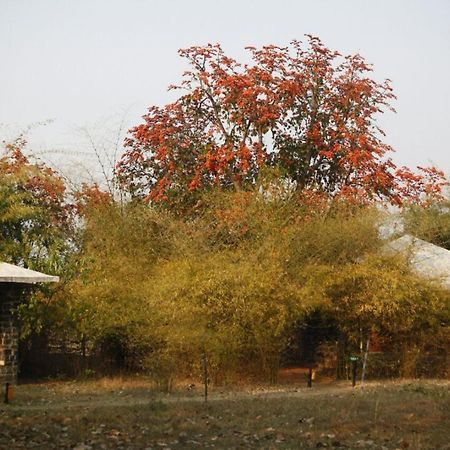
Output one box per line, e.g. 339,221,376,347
385,234,450,289
0,262,59,283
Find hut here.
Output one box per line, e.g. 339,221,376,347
0,262,58,387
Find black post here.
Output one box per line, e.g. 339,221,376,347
202,351,208,403
307,367,312,388
4,382,10,404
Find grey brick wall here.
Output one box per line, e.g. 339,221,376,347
0,285,21,385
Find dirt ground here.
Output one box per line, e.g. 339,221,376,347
1,377,449,449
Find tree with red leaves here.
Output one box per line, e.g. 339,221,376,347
118,36,447,206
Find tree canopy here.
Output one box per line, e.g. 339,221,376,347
118,36,447,208
0,137,73,272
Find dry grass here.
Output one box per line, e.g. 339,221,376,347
1,378,449,449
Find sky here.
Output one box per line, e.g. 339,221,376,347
1,0,449,184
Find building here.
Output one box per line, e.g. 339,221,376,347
0,262,58,386
385,234,450,289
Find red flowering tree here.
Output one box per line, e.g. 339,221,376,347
117,36,447,206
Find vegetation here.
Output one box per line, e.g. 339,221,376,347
9,178,449,383
0,136,73,272
117,36,446,208
403,199,450,250
1,36,449,385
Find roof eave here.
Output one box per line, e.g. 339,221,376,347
0,275,60,283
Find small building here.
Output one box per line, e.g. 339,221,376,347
0,262,58,386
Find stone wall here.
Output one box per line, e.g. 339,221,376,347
0,285,21,385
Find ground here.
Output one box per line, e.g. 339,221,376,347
1,377,449,449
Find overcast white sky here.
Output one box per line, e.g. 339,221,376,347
1,0,449,183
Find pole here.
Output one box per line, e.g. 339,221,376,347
351,359,357,387
202,350,208,403
361,337,370,389
4,383,10,404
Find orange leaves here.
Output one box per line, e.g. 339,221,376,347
146,177,170,203
205,152,216,171
1,142,66,204
118,36,447,207
74,183,112,215
133,124,151,142
237,144,251,171
188,173,202,191
394,166,448,206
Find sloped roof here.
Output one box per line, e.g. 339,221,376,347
385,234,450,289
0,262,59,284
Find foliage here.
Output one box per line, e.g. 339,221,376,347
0,137,73,272
47,189,447,382
403,199,450,250
118,36,447,207
0,137,79,340
325,256,449,341
52,200,175,358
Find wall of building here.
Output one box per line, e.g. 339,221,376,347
0,284,22,385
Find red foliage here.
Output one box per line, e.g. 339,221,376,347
73,183,112,215
117,36,447,206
